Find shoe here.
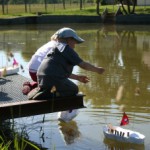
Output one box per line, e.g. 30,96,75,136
27,87,40,100
57,109,79,123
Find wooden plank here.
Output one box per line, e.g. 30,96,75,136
0,74,86,121
0,94,85,121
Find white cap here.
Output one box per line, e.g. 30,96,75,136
54,27,84,44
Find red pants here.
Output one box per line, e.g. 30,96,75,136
29,71,37,82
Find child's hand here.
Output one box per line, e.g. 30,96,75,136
78,75,90,83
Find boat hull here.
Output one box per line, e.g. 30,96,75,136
0,66,19,76
103,125,145,144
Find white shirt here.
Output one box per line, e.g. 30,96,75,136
28,40,66,73
28,40,57,72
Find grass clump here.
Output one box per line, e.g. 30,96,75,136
0,121,43,150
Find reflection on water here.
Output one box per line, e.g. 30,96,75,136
0,24,150,149
104,138,145,150
58,120,81,145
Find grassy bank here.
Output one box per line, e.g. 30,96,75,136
0,4,150,18
0,121,43,150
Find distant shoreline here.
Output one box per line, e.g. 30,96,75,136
0,14,150,25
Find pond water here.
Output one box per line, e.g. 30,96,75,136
0,24,150,150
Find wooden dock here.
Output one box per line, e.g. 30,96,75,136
0,74,85,121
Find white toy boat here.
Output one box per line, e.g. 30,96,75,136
0,66,19,76
103,124,145,144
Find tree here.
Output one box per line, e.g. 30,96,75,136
44,0,47,11
80,0,82,10
96,0,100,15
24,0,28,13
0,0,9,14
62,0,66,9
1,0,5,14
118,0,137,14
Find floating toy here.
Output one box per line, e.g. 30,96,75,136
103,124,145,144
0,66,19,76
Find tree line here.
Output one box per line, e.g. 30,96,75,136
1,0,64,4
0,0,137,15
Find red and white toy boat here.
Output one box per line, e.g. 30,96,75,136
103,124,145,144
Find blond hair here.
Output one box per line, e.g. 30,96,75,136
51,34,58,41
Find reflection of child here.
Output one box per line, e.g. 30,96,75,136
58,120,81,145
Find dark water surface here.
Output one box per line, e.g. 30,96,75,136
0,24,150,150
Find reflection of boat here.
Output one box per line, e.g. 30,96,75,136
58,120,81,145
0,66,19,76
103,137,145,150
103,125,145,144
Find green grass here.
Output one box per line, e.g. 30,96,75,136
0,121,43,150
0,3,97,17
0,4,149,18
